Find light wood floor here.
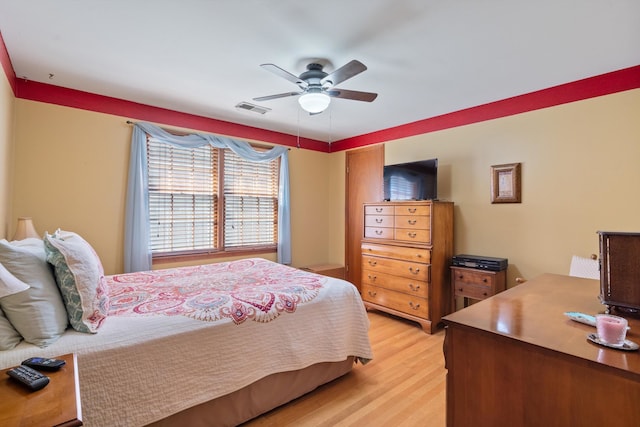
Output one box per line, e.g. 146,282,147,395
243,311,447,427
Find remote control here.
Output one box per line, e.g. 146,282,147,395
564,311,597,327
6,365,50,391
22,357,66,371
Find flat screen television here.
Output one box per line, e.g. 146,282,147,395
383,158,438,201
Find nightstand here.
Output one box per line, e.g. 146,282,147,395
300,264,345,280
451,266,507,311
0,353,82,426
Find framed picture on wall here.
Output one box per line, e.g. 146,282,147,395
491,163,521,203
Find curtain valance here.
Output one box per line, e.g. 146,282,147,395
124,122,291,273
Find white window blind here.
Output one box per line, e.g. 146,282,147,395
147,138,278,255
223,149,279,248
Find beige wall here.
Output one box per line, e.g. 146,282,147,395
12,102,131,274
11,100,344,274
384,88,640,285
288,147,346,266
7,66,639,284
0,66,14,239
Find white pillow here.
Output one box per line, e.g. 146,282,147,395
0,307,23,350
0,238,69,347
0,262,30,297
44,230,109,333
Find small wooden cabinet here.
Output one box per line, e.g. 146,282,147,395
0,353,82,426
451,266,506,311
361,200,454,333
300,264,345,280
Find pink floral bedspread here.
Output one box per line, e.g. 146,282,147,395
107,258,324,324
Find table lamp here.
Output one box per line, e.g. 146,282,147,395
12,217,40,240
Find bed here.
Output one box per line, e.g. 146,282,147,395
0,233,373,427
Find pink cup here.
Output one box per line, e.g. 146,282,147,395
596,314,628,345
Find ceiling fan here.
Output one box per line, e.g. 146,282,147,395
253,60,378,114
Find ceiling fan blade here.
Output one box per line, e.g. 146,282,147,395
326,88,378,102
260,64,308,89
321,60,367,87
253,91,302,102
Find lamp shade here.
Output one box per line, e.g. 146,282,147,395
12,217,40,240
298,92,331,113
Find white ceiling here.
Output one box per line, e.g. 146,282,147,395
0,1,638,143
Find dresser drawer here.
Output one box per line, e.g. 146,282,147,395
362,269,428,298
452,269,496,287
453,282,491,300
365,215,394,228
394,228,431,243
394,205,431,216
394,215,430,230
362,242,431,264
362,254,429,281
364,227,394,239
362,284,429,318
365,205,394,216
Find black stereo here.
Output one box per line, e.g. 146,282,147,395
452,254,508,271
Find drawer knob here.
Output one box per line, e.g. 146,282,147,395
368,290,377,297
368,260,377,266
483,292,488,296
368,274,377,281
375,208,383,213
408,208,417,213
409,267,420,274
458,287,464,292
458,275,464,279
409,301,421,310
375,230,383,235
408,219,417,225
408,232,417,238
409,283,421,292
375,218,383,223
483,278,488,283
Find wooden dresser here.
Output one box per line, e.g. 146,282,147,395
443,274,640,427
361,200,454,333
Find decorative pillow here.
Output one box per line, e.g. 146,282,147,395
44,230,109,333
0,238,69,347
0,307,23,350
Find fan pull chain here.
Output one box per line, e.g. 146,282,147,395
328,107,333,147
296,108,301,149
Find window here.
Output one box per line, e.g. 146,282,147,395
147,138,279,257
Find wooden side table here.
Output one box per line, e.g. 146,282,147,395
0,353,82,426
451,266,507,311
300,264,346,280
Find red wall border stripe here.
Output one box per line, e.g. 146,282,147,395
2,29,638,154
331,65,640,152
0,31,17,95
14,79,328,152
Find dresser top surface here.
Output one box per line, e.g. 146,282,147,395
443,273,640,377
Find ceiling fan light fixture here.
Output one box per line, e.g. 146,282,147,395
298,92,331,113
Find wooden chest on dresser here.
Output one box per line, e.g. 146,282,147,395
361,201,454,333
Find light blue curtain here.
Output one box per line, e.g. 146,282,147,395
124,122,291,273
